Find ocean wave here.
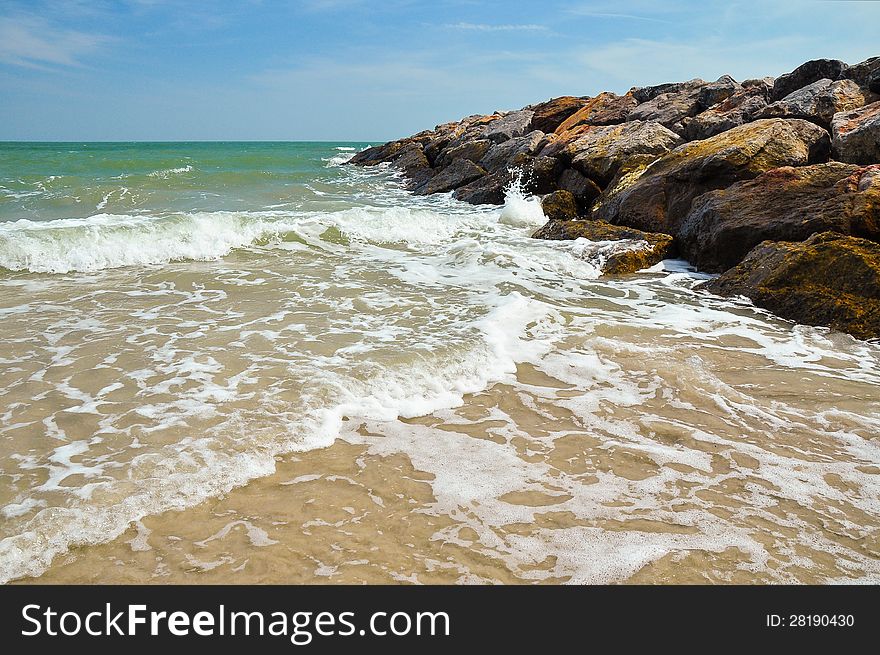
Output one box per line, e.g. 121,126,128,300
147,165,194,179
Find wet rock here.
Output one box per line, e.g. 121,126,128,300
832,101,880,164
414,158,485,195
540,190,579,221
390,143,434,190
591,118,831,234
554,92,639,133
531,219,676,274
700,231,880,340
771,58,848,101
452,171,510,205
529,96,590,133
562,121,684,186
483,110,535,144
757,78,866,128
556,168,602,212
678,163,880,272
525,156,563,195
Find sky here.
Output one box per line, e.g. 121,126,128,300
1,0,878,141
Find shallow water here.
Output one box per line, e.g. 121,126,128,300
1,142,878,584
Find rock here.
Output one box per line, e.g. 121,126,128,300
540,190,579,221
681,88,768,141
480,131,544,172
556,168,602,211
697,75,740,110
529,96,590,133
678,163,880,272
757,78,866,128
870,68,880,95
524,156,562,195
741,77,775,99
414,158,485,195
771,58,848,101
838,56,880,88
626,80,708,134
591,118,831,234
453,171,510,205
554,92,638,133
483,110,535,144
700,231,880,340
435,138,492,168
390,143,434,190
831,101,880,164
531,219,676,274
631,79,705,104
561,121,685,186
453,157,559,205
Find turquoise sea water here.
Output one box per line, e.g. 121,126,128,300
0,141,878,584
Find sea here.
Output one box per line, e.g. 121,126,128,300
1,141,878,583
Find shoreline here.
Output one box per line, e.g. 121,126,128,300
349,56,880,342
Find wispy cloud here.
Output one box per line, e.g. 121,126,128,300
444,22,549,32
0,14,110,69
567,11,672,24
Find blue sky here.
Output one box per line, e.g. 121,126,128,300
1,0,878,140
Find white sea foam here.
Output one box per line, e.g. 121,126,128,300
147,165,193,179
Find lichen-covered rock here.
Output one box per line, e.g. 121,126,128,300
698,75,741,109
831,101,880,164
561,121,684,186
414,158,485,195
680,86,768,141
771,58,848,101
592,118,831,234
531,219,676,274
700,232,880,340
540,190,579,221
483,110,535,143
678,163,880,272
554,92,639,134
528,96,590,133
757,78,866,128
631,79,705,104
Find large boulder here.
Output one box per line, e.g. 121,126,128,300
678,163,880,272
591,118,831,234
529,96,590,133
414,158,485,195
631,79,705,104
479,131,545,172
531,219,676,274
434,138,492,168
757,78,866,128
483,110,535,143
680,86,768,141
389,143,434,190
871,69,880,95
625,79,710,134
838,56,880,89
700,231,880,340
831,101,880,164
554,92,638,134
771,58,848,101
453,156,560,205
540,190,579,221
556,168,602,211
561,121,685,186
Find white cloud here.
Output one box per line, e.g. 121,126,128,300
445,22,549,32
0,14,109,69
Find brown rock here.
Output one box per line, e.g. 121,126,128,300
414,158,485,195
831,101,880,164
680,87,768,141
838,56,880,88
554,92,638,134
678,163,880,272
531,219,676,274
480,131,544,173
591,118,831,235
556,168,602,211
435,139,492,168
561,121,684,186
700,232,880,340
529,96,590,133
540,190,579,221
626,80,708,134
